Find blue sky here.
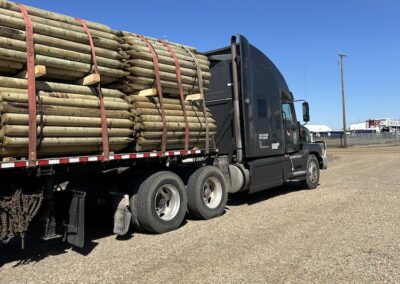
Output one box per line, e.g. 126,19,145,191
19,0,400,129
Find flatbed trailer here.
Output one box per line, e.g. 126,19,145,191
0,147,217,248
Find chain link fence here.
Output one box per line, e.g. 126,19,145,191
314,133,400,147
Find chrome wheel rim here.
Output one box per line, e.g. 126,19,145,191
308,160,318,183
203,177,223,209
154,184,180,221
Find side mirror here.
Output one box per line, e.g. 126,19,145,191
302,102,310,122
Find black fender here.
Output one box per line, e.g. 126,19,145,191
302,142,328,169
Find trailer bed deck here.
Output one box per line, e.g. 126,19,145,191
0,149,210,170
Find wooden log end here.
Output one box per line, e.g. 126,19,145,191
16,65,47,79
76,73,101,86
185,93,204,101
134,88,158,97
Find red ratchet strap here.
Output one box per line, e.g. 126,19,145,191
18,4,37,167
161,40,189,151
181,46,209,153
137,35,167,152
76,18,109,161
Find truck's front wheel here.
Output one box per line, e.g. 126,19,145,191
187,166,227,220
132,171,187,234
301,154,320,189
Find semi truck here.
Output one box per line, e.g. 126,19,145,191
0,35,327,249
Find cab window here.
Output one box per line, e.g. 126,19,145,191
282,102,296,124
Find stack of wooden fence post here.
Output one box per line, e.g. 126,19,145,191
0,0,129,84
119,33,216,151
128,96,217,152
0,76,134,157
0,0,133,158
0,0,217,159
117,33,211,96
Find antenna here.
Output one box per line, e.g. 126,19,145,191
303,58,308,100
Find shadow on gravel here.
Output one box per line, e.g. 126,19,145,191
0,235,102,268
0,205,131,268
227,182,306,206
1,182,307,267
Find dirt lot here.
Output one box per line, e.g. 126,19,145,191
1,145,400,283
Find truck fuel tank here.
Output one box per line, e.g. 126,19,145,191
228,164,250,193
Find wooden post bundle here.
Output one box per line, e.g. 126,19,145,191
0,7,119,41
130,94,217,152
0,0,117,34
0,13,120,50
0,1,220,158
0,26,126,61
120,33,211,97
137,35,167,152
75,18,109,160
0,1,129,85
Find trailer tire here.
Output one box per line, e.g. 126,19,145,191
187,166,227,220
133,171,187,234
129,190,141,231
301,154,320,189
128,172,150,231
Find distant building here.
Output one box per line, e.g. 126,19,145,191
379,119,400,133
349,121,377,133
350,119,400,133
304,125,333,137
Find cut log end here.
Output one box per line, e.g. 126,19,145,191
76,73,101,86
133,88,158,97
16,65,47,79
185,93,204,101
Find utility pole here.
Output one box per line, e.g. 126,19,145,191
338,53,348,148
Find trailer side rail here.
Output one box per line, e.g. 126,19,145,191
0,149,211,170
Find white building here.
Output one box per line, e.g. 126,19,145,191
350,122,367,131
305,125,333,137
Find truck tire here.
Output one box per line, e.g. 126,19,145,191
128,172,150,231
187,166,228,220
301,154,320,189
133,171,187,234
129,190,141,231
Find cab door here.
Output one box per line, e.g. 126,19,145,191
282,99,299,154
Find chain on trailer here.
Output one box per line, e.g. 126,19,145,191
0,189,44,248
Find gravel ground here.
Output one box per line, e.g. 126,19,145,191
1,145,400,283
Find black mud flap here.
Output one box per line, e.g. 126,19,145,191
110,192,131,236
62,191,86,248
